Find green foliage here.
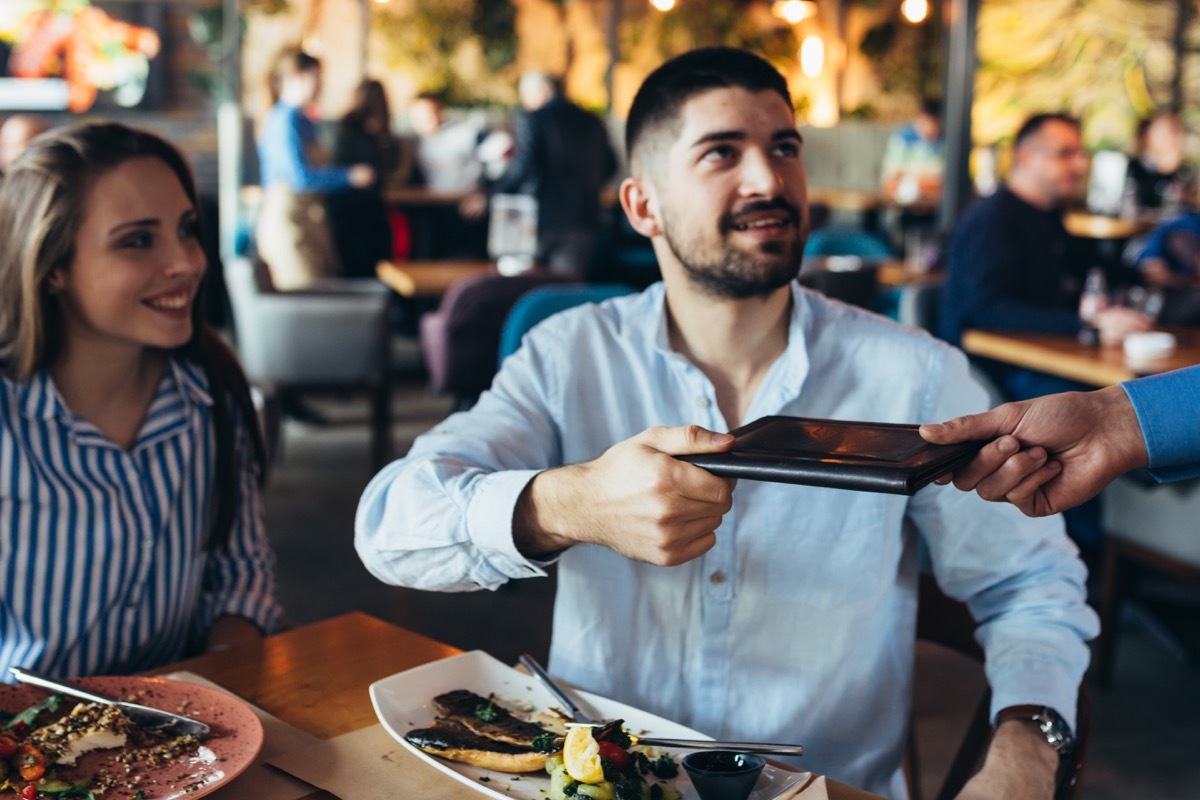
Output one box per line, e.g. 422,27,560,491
472,0,518,73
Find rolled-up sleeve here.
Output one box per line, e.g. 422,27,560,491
913,345,1099,733
1122,366,1200,482
196,420,283,639
355,342,564,591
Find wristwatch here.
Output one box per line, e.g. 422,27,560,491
995,705,1075,758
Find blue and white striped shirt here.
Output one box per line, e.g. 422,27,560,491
1,358,282,680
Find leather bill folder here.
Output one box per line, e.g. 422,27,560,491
676,416,985,495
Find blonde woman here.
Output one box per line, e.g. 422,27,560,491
0,121,282,679
256,48,374,289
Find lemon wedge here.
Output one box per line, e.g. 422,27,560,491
563,725,604,784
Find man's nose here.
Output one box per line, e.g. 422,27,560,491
738,149,784,196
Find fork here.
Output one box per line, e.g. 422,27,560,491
517,654,803,757
9,667,211,739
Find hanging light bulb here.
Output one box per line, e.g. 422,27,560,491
772,0,817,25
800,34,824,78
900,0,929,24
650,0,676,11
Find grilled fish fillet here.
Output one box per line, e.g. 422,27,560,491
433,690,556,748
405,720,549,773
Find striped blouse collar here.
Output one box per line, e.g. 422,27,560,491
18,355,213,423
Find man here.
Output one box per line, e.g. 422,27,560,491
356,49,1096,799
940,113,1151,402
0,113,50,173
490,71,617,278
880,97,944,208
921,365,1200,516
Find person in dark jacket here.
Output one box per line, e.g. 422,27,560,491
328,79,398,279
491,72,617,279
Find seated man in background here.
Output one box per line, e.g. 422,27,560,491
941,113,1151,401
357,48,1096,799
406,91,490,259
1137,212,1200,289
881,97,944,208
1127,110,1192,215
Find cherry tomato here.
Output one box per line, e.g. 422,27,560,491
0,733,18,759
7,721,29,737
20,785,39,800
15,743,45,782
597,740,630,770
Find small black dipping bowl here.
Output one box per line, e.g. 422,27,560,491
682,751,766,800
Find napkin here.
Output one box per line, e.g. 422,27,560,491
162,671,319,800
267,723,458,800
800,775,884,800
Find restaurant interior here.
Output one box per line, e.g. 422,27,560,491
1,0,1199,798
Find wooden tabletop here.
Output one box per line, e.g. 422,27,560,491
376,259,495,298
385,186,472,206
961,328,1200,387
1063,212,1155,240
804,256,944,288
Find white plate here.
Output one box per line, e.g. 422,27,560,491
371,650,809,800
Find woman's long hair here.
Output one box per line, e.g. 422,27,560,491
0,121,266,549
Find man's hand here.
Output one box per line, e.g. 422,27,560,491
514,425,736,565
459,191,488,221
1093,306,1152,346
955,720,1058,800
919,385,1148,516
348,164,376,188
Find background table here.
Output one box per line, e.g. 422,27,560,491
961,328,1200,387
376,259,495,298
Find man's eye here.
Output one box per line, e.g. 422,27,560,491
774,142,800,157
702,145,735,162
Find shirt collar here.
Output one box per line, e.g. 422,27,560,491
19,356,212,423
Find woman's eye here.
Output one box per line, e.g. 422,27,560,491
180,217,201,240
120,231,153,249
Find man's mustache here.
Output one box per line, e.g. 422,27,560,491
721,199,802,233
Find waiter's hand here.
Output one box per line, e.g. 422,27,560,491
514,425,736,565
920,385,1148,517
954,720,1058,800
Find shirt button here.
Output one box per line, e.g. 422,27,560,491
709,571,726,585
696,396,711,409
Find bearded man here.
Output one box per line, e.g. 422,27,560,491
355,48,1096,800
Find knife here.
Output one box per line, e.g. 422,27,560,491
10,667,211,739
517,653,803,757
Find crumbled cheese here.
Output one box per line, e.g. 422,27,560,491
28,702,132,765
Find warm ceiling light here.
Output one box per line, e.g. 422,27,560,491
650,0,676,10
772,0,817,25
900,0,929,24
800,34,824,78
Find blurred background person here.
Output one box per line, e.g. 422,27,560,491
490,71,617,279
328,78,398,279
1136,211,1200,289
0,122,282,678
405,91,490,259
0,113,50,174
881,98,944,207
1127,110,1193,216
255,47,374,291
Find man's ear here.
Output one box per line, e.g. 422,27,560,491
618,176,661,239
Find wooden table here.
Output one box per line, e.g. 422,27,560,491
961,328,1200,387
376,259,495,298
154,612,881,799
385,186,472,207
1063,212,1155,240
803,256,943,288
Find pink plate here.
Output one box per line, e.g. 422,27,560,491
0,676,263,799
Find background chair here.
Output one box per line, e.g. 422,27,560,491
1096,475,1200,689
803,225,895,259
798,266,879,310
498,283,635,363
908,572,1089,800
224,256,394,469
419,271,575,409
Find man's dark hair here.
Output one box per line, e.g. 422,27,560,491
625,47,791,170
1013,112,1079,151
918,97,941,119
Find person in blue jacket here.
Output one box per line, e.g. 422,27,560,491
921,365,1200,515
255,48,374,290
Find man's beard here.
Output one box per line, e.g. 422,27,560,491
661,198,806,299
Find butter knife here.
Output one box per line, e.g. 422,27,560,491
517,653,803,757
10,666,211,739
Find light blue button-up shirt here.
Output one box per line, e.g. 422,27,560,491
356,283,1097,798
1122,365,1200,481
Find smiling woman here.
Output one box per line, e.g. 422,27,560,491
0,122,283,682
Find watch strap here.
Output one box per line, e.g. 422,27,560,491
995,704,1075,757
